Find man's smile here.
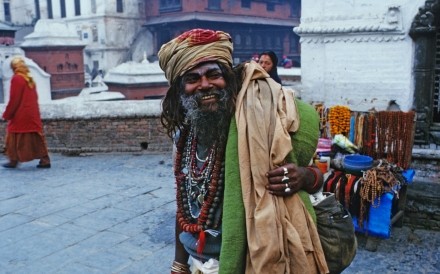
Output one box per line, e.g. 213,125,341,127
201,94,217,104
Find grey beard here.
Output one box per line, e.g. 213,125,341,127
181,89,231,146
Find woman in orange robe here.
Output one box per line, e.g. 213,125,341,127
2,56,51,168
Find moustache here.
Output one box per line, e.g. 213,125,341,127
184,89,226,107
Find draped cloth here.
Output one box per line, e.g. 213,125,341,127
5,132,49,162
234,61,328,274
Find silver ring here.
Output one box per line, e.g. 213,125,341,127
285,187,291,192
283,167,288,175
281,175,289,184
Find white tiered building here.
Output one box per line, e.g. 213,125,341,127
0,0,147,75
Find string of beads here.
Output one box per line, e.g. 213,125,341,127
174,126,225,234
358,161,401,227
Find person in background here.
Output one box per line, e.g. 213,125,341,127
251,53,259,62
282,55,293,68
2,56,51,169
158,28,328,274
258,50,283,85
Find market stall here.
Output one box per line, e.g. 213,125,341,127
314,104,416,251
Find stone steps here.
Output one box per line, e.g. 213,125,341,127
405,152,440,230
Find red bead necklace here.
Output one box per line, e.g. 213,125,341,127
174,127,225,234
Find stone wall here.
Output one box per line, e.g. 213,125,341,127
0,116,172,154
0,99,438,231
0,100,173,154
405,152,440,231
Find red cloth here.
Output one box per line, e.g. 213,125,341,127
177,28,223,45
2,74,43,133
4,132,49,162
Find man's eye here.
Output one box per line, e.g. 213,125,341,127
183,70,223,84
184,75,200,84
207,72,223,79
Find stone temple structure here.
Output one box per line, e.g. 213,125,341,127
20,19,87,99
103,56,168,100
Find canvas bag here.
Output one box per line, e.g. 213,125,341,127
313,192,357,274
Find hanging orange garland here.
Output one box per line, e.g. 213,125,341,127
328,105,351,136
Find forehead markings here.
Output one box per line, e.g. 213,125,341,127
187,63,221,75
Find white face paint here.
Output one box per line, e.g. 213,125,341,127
182,62,226,111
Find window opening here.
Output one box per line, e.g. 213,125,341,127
3,2,10,22
159,0,181,12
291,0,301,17
255,35,262,48
92,25,98,42
235,34,241,45
74,0,81,16
266,36,273,48
434,26,440,123
245,35,251,48
117,0,123,13
290,33,300,53
35,0,41,20
267,3,275,11
47,0,53,18
242,0,251,9
60,0,66,18
208,0,221,10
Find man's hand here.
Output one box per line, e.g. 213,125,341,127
265,164,322,196
265,164,307,196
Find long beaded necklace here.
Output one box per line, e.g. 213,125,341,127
184,129,217,218
174,126,225,235
376,111,415,169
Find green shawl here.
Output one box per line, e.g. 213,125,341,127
219,98,320,274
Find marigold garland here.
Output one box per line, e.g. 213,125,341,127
328,105,351,136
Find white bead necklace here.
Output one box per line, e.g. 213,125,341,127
196,150,208,163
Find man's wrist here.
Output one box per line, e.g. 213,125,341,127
304,166,321,193
171,260,190,274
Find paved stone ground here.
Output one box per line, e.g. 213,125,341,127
1,153,439,274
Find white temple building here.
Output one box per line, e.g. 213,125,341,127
295,0,440,145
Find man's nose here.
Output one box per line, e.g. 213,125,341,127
199,75,212,89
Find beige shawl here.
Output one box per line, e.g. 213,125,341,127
235,61,328,274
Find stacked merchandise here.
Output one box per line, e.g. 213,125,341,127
315,104,416,238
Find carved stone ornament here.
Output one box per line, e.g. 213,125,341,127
410,0,439,37
294,5,404,44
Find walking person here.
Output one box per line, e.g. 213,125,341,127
158,29,328,274
2,56,51,169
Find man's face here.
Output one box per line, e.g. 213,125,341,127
182,62,226,112
180,62,231,144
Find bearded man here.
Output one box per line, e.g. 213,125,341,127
158,29,329,274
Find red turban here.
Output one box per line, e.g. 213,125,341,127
158,29,233,84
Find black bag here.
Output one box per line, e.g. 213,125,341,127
314,192,357,274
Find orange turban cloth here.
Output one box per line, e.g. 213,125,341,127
10,56,35,88
158,29,233,84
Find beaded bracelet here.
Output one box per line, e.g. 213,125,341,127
305,166,320,191
171,260,190,274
